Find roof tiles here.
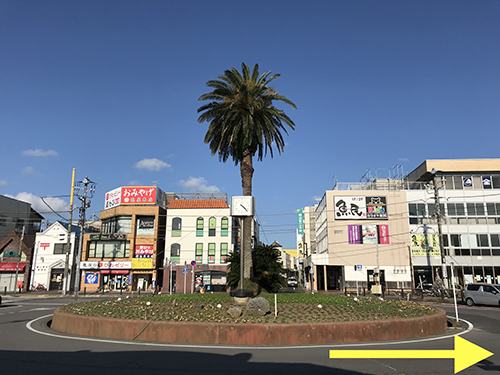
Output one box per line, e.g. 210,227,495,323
168,199,229,209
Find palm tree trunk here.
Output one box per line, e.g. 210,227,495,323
240,150,254,279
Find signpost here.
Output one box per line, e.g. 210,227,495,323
183,266,188,294
190,260,196,294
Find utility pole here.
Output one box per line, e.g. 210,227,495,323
63,169,76,296
431,168,448,288
14,226,25,293
74,177,94,299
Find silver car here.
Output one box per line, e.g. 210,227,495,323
464,283,500,307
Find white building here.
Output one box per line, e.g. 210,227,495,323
31,221,79,291
164,198,232,293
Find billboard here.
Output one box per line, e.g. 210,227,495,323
335,196,387,220
104,186,164,209
104,187,122,209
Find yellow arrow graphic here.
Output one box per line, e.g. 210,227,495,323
329,336,493,374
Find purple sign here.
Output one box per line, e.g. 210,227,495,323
348,225,361,244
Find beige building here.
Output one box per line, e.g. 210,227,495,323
80,203,166,292
302,159,500,292
304,190,411,292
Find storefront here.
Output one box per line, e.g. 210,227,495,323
80,261,132,292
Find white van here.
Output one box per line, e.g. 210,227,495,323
464,283,500,307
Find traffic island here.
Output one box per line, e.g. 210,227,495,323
51,307,447,346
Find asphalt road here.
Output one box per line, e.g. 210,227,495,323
0,295,498,375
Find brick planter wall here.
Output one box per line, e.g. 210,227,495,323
51,307,447,346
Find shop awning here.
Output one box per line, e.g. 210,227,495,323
100,270,129,274
0,262,26,272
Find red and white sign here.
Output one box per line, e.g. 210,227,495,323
97,261,132,269
134,245,154,258
104,186,164,209
40,243,50,251
104,187,122,209
121,187,157,204
379,225,390,244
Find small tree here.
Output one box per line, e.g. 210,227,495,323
227,243,287,293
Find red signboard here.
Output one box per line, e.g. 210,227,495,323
134,245,154,258
0,262,26,272
121,187,157,205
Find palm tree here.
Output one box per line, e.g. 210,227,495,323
197,62,296,284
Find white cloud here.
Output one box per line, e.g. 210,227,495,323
5,192,69,214
128,180,142,186
135,158,171,171
0,180,8,187
22,166,41,176
22,149,58,157
179,177,220,193
398,157,409,162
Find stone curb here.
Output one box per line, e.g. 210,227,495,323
51,307,447,346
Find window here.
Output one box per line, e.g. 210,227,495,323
102,216,132,234
467,203,485,216
53,243,68,254
447,203,465,216
172,217,182,237
87,241,130,258
428,203,445,217
209,217,216,236
195,243,203,263
208,243,215,264
492,175,500,189
136,216,155,235
170,243,180,258
409,203,426,216
221,217,228,236
476,234,489,247
450,234,460,247
220,243,228,263
491,234,500,247
196,218,204,236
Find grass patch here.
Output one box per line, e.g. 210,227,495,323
61,293,438,324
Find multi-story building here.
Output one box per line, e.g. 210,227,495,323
80,186,166,292
164,198,231,293
302,159,500,292
406,159,500,287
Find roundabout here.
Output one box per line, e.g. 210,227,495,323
50,294,448,346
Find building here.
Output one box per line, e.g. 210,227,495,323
80,186,166,292
164,198,231,293
406,159,500,287
0,195,43,240
303,189,411,292
0,195,44,291
31,221,80,291
301,159,500,292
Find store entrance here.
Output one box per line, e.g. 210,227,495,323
49,268,64,290
102,273,130,291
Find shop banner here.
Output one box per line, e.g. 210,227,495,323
134,245,154,258
378,225,390,244
362,225,377,244
132,258,153,269
348,225,361,244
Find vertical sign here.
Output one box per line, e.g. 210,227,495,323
348,225,361,244
297,209,304,234
378,225,390,244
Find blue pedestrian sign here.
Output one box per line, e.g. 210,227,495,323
182,267,188,274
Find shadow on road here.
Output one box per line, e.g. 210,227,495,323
0,349,367,375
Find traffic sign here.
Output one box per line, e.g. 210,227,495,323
190,260,196,266
182,267,188,274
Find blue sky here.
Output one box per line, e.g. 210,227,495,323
1,1,499,248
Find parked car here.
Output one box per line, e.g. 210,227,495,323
287,277,298,287
464,283,500,307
